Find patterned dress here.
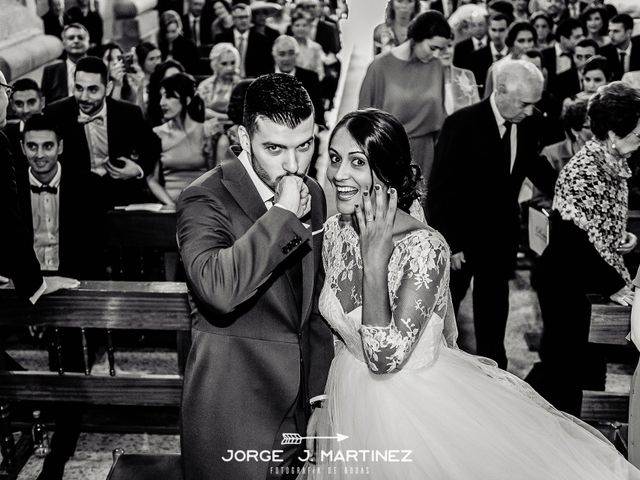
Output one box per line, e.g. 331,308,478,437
301,213,640,479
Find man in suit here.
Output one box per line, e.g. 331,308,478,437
545,0,569,29
177,73,333,480
470,13,510,96
41,23,89,104
272,35,325,127
182,0,213,47
41,0,71,39
454,10,489,71
554,38,598,101
45,56,159,208
67,0,103,50
427,60,557,369
542,18,585,96
602,14,640,80
214,3,273,78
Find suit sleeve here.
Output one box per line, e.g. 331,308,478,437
176,185,312,317
526,149,558,197
41,67,52,105
0,136,43,300
131,105,161,176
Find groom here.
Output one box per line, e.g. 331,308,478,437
177,73,334,480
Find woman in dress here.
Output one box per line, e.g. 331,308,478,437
135,41,163,114
581,5,610,47
372,0,421,56
527,82,640,417
158,10,199,75
211,0,233,39
196,42,240,125
147,73,212,206
147,59,185,126
359,10,448,185
437,35,479,114
290,10,325,81
301,107,640,479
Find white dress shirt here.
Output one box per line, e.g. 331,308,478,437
555,43,572,75
473,36,487,51
29,162,62,271
237,150,276,209
490,92,517,173
490,42,509,62
234,29,249,77
66,59,76,93
618,43,632,74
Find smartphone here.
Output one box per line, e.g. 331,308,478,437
109,157,126,169
122,52,135,73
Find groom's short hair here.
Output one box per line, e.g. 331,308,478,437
243,73,314,136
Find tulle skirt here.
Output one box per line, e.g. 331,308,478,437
301,344,640,480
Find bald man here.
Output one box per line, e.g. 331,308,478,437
428,60,557,369
272,35,325,126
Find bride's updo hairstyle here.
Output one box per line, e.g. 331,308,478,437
329,108,424,213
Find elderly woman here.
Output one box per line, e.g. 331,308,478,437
158,10,199,75
196,42,240,128
359,10,450,184
372,0,421,56
527,82,640,417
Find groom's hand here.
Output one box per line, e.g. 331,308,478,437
275,175,310,218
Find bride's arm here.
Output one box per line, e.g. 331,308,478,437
360,233,450,374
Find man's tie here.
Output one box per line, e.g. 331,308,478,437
620,51,627,73
494,52,504,62
502,121,512,172
78,114,104,126
192,17,200,46
30,184,58,195
238,35,246,77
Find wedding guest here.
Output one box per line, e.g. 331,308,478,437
212,78,253,166
438,35,480,114
67,0,103,49
210,0,233,38
531,11,555,49
42,0,71,39
601,14,640,81
181,0,213,47
527,81,640,416
159,10,199,75
135,41,163,112
196,42,240,124
251,1,281,51
514,0,530,21
359,10,450,184
581,5,610,47
291,10,325,80
372,0,421,56
453,10,489,71
41,23,90,103
561,54,610,110
468,13,510,96
148,73,211,206
542,18,586,95
100,43,144,106
554,38,598,102
147,59,186,126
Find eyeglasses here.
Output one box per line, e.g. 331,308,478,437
0,81,13,96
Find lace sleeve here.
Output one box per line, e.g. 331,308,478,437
360,232,450,373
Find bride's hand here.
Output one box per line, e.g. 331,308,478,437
355,185,398,271
305,407,321,462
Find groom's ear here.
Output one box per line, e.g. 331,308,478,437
238,125,252,156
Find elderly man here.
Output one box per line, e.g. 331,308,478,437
272,35,324,127
427,60,557,369
41,23,90,103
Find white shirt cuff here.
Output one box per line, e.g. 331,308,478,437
134,164,144,179
30,279,47,305
310,394,327,406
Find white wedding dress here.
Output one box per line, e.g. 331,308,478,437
303,211,640,479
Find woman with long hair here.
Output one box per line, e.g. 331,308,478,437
158,10,199,75
581,5,610,47
372,0,421,56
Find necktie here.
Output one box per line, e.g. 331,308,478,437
78,114,104,126
30,184,58,195
238,35,246,77
193,17,200,46
620,51,627,72
502,121,512,172
495,52,504,62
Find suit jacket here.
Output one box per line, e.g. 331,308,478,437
181,13,214,47
454,37,486,71
213,28,274,78
427,98,557,273
44,96,160,195
469,45,493,96
601,36,640,81
160,35,200,75
554,67,581,101
2,122,28,189
177,157,333,480
541,46,559,93
67,7,103,47
41,60,69,104
0,131,43,299
294,67,325,126
15,166,103,279
314,19,341,55
41,10,71,39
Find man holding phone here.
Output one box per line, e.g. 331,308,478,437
45,56,160,208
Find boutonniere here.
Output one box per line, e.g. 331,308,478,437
457,72,475,98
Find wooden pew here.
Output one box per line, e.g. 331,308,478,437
0,281,190,479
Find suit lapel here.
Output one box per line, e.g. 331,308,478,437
220,157,268,223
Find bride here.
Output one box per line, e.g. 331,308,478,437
301,108,640,479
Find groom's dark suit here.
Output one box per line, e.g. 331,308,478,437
177,156,333,480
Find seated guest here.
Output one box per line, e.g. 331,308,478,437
562,55,611,111
213,78,252,165
290,9,325,81
42,0,71,39
531,11,555,50
580,5,610,47
182,0,213,47
554,38,598,102
158,10,199,75
542,18,586,95
3,79,45,186
514,0,530,22
251,1,281,51
100,43,145,106
272,35,325,126
196,42,240,125
601,14,640,81
45,56,160,208
135,41,163,113
439,35,480,115
453,10,489,71
148,73,212,205
213,3,273,78
372,0,421,56
543,0,569,29
210,0,233,39
67,0,103,50
527,81,640,416
41,23,90,104
147,59,186,126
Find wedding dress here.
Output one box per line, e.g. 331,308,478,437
303,209,640,479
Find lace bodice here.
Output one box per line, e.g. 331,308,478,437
320,215,453,373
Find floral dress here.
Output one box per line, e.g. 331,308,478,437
300,213,640,479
